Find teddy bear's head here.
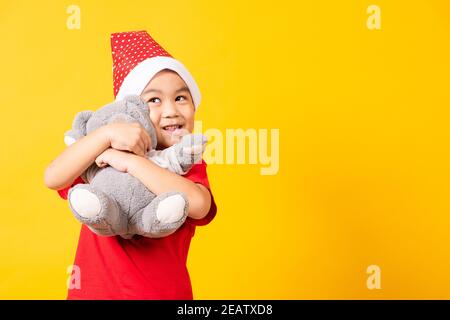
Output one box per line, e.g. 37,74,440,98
64,95,157,150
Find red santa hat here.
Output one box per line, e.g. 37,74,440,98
111,30,201,110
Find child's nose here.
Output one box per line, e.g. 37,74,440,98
161,102,179,117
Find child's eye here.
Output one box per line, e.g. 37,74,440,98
148,97,161,103
176,95,187,102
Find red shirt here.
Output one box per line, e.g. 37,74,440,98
57,160,217,300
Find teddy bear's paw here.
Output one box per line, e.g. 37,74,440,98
181,134,207,154
69,188,102,219
64,135,77,146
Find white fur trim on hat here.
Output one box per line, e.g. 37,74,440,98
115,56,201,110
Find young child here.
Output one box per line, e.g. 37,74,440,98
44,30,217,300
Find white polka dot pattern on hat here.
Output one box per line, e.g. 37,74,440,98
110,30,172,98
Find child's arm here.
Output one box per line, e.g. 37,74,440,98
44,122,151,190
44,127,111,190
127,154,212,220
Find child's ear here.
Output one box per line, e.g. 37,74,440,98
64,110,94,146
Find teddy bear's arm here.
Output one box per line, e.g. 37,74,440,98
148,134,207,175
148,147,187,175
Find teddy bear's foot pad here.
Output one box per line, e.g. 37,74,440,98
68,184,128,236
138,192,189,238
69,188,102,218
156,194,186,223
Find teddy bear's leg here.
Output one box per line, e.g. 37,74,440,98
136,192,189,238
68,184,128,236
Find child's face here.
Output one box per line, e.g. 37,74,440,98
140,69,195,150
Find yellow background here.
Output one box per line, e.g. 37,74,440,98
0,0,449,299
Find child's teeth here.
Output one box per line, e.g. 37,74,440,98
165,125,178,131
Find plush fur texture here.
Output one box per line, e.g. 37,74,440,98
64,95,207,238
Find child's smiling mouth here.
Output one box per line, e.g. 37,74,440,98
162,124,183,132
161,124,190,139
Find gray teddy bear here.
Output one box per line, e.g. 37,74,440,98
64,95,207,239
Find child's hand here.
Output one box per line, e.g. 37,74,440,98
102,122,152,157
95,148,134,173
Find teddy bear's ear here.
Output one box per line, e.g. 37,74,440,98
121,95,157,149
123,94,149,116
63,110,94,146
123,94,144,106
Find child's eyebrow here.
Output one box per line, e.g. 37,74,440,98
143,86,190,94
175,86,190,94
